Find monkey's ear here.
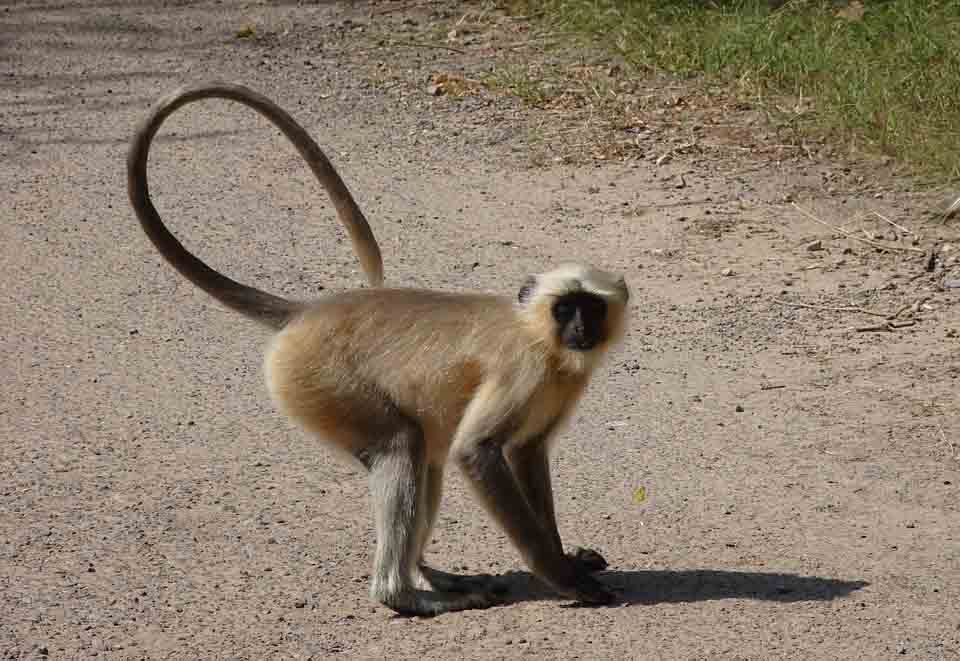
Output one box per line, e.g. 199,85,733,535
518,276,537,304
616,276,629,301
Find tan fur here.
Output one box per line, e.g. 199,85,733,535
129,81,631,617
263,283,619,461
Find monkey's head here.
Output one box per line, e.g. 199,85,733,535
518,263,629,370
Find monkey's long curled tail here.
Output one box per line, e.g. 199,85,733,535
127,81,384,330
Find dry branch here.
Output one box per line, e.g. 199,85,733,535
772,299,889,318
792,203,925,254
855,320,917,332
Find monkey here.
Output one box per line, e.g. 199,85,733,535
128,82,630,617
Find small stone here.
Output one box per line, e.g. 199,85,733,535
721,268,734,277
735,404,744,412
294,598,307,608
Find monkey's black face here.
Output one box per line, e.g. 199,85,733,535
552,293,607,351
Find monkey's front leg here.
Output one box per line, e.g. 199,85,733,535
505,441,609,576
453,437,614,605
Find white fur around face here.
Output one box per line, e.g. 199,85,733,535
515,262,630,375
534,262,629,304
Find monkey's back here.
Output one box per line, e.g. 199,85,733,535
263,288,550,457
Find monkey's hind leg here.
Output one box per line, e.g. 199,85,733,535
367,426,502,617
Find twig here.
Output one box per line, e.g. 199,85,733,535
772,298,889,318
371,3,413,16
791,203,925,254
378,39,467,54
501,34,563,49
855,320,917,332
890,295,930,320
760,384,786,391
939,425,959,463
924,243,940,272
938,195,960,224
871,210,917,237
656,141,697,166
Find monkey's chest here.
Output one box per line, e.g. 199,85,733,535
392,362,483,462
514,377,587,446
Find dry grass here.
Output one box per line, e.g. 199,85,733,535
497,0,960,183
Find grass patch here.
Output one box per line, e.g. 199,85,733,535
503,0,960,181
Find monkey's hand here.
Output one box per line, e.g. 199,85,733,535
567,546,608,575
568,571,616,605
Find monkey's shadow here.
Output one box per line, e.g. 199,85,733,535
490,567,868,607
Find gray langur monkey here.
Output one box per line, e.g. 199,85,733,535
128,82,631,617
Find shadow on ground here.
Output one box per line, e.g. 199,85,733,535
492,568,869,608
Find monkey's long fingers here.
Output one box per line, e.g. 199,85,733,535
571,573,617,605
568,546,609,574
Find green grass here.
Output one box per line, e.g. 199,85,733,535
482,65,557,107
505,0,960,181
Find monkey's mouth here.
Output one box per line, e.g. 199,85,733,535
566,338,599,352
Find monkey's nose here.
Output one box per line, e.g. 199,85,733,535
576,338,596,350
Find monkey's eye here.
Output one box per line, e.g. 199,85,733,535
585,298,607,318
552,301,573,321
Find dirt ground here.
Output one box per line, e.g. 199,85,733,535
3,1,959,659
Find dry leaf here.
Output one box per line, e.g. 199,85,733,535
836,1,865,22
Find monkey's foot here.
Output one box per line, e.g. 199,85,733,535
379,585,506,617
567,546,609,574
415,564,510,595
